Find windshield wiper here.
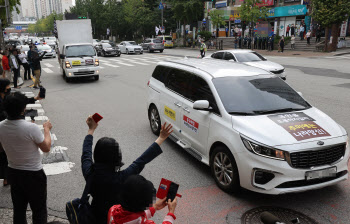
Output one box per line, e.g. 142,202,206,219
253,108,306,115
228,111,256,116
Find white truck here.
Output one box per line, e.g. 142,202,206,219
56,19,99,82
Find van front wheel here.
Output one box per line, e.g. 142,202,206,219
210,146,240,193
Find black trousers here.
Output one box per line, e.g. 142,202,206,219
0,151,8,180
8,168,47,224
23,63,31,80
12,69,20,88
200,50,205,58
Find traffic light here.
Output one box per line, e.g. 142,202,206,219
78,16,87,19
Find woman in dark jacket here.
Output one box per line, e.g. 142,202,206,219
279,35,285,53
82,115,173,224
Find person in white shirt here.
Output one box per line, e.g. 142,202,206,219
291,35,296,49
0,92,52,224
306,30,312,45
18,48,31,80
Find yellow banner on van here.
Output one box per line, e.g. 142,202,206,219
164,106,176,121
72,60,81,66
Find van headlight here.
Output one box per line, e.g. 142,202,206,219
241,137,285,160
95,59,99,66
65,61,71,68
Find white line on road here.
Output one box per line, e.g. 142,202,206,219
119,58,149,65
108,59,134,66
102,63,120,68
42,68,54,73
44,63,53,68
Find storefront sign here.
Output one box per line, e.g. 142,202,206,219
215,1,227,8
266,8,275,18
235,19,241,23
303,0,311,5
340,20,348,37
274,5,307,17
284,0,301,3
256,0,274,7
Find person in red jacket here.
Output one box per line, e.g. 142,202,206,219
108,175,178,224
1,50,11,81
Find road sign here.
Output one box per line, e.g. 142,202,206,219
159,2,164,10
15,26,22,30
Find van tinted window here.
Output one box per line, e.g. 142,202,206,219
152,66,169,83
166,69,192,98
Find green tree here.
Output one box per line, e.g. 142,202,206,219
170,0,204,46
209,10,225,38
239,0,268,46
27,12,63,35
312,0,350,52
0,0,21,27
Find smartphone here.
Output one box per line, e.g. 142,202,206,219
92,113,103,123
167,182,179,201
39,87,46,99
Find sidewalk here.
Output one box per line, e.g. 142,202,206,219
175,46,350,57
0,208,69,224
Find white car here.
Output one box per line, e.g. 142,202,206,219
16,45,30,55
147,59,349,195
118,41,143,54
37,44,56,58
205,50,286,80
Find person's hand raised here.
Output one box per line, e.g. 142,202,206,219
155,122,173,146
86,115,98,135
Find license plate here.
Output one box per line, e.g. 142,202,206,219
305,167,337,180
85,59,93,64
72,60,81,66
78,69,89,72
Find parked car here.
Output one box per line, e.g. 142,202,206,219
141,38,164,53
36,44,57,58
118,41,143,54
96,42,121,57
156,35,173,48
205,50,286,80
147,58,349,195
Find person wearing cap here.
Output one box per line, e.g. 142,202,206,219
82,116,173,223
200,39,207,58
107,174,178,224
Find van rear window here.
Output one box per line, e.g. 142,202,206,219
165,37,172,40
152,66,169,83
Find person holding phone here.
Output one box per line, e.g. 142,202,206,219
82,115,173,224
107,174,178,224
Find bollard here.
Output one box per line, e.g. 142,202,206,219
220,40,223,50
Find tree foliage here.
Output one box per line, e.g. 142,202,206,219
209,10,225,29
311,0,350,51
240,0,268,24
0,0,21,27
311,0,350,28
27,12,64,34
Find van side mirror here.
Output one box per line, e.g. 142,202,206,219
60,54,65,59
193,100,212,111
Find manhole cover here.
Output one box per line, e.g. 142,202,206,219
241,207,318,224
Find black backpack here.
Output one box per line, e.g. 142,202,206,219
66,175,96,224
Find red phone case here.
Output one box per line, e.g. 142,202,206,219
156,178,182,199
92,113,103,123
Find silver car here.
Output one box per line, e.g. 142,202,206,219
205,50,286,80
141,38,164,53
118,41,143,54
36,44,56,58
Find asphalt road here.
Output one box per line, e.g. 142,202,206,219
1,49,350,224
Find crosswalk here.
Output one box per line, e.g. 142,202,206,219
40,55,182,72
324,55,350,60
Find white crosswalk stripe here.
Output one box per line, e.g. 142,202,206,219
101,62,120,68
119,58,149,65
324,55,350,60
108,59,134,66
44,63,54,68
42,68,53,73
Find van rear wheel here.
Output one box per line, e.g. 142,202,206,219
210,146,240,193
149,105,161,135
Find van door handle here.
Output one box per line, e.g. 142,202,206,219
183,107,190,113
174,102,181,107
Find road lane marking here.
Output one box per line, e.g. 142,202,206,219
102,63,120,68
108,59,134,66
119,58,149,65
44,63,54,67
42,68,53,73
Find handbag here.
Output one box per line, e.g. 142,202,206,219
66,175,96,224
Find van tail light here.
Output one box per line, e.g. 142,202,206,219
163,40,165,43
147,80,150,86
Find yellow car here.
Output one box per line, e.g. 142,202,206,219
156,35,173,48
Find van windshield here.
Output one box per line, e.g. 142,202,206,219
66,45,96,57
213,76,311,115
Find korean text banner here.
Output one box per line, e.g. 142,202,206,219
274,5,307,17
